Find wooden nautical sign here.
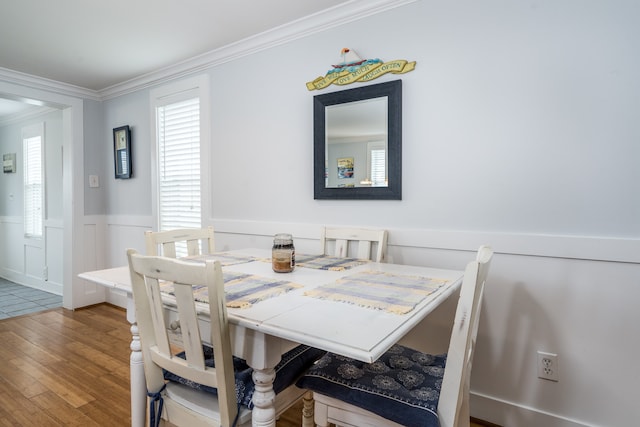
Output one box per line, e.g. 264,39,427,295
306,48,416,91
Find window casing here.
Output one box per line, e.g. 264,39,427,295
150,75,211,256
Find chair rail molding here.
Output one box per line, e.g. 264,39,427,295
211,218,640,265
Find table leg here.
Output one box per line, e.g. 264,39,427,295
302,390,315,427
251,367,277,427
242,331,284,427
128,300,147,427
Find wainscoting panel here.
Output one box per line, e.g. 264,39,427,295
45,221,64,290
0,216,63,295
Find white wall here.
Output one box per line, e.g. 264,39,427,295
89,1,640,426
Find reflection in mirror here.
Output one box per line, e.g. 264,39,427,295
314,80,401,200
325,97,388,188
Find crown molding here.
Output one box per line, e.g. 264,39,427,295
0,67,101,101
99,0,417,99
0,0,416,102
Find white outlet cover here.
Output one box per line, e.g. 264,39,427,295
537,351,559,382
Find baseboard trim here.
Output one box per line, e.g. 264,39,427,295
0,267,63,295
471,417,502,427
471,392,594,427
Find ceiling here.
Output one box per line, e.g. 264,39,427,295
0,0,352,92
2,0,400,119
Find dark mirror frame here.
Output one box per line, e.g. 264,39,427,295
313,79,402,200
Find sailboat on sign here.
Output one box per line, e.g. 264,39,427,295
327,48,382,74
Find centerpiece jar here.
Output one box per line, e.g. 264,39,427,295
272,233,295,273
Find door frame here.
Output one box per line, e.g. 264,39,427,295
0,79,104,309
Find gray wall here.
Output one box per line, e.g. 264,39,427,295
93,1,640,236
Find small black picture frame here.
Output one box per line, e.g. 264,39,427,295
113,125,132,179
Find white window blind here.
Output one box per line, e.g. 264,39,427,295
371,148,386,187
156,97,201,232
24,134,43,238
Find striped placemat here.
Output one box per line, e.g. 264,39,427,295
304,270,451,314
181,252,258,267
294,254,370,271
160,271,302,309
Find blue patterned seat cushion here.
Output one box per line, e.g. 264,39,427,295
164,344,325,409
296,345,447,427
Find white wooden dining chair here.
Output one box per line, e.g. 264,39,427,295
127,249,322,427
320,226,388,262
297,245,493,427
145,226,215,258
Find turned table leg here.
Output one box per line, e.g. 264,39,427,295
128,299,146,427
243,331,285,427
301,390,315,427
251,367,277,427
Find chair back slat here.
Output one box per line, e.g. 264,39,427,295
356,241,373,260
146,275,173,357
173,285,206,369
161,242,177,258
334,238,348,258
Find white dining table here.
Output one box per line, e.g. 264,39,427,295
78,248,464,427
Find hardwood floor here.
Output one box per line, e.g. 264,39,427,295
0,304,492,426
0,303,131,426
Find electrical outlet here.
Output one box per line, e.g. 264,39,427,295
537,351,559,381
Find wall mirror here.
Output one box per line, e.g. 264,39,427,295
314,79,401,200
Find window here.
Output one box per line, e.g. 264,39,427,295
23,123,45,238
150,75,211,256
370,148,386,187
367,141,387,187
156,97,201,231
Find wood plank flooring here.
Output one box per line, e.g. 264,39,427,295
0,303,131,425
0,303,490,426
